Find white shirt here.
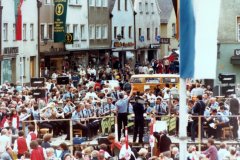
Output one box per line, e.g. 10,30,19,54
85,92,98,99
147,94,156,103
0,135,11,153
218,149,230,160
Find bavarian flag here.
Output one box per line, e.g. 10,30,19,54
180,0,221,79
15,0,24,41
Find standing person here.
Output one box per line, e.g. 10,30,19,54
153,130,172,156
59,143,70,160
132,96,145,143
0,129,11,156
115,88,133,141
202,138,218,160
191,95,206,142
13,130,28,159
30,140,44,160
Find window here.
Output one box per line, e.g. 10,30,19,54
172,23,176,37
125,0,127,10
121,27,125,39
101,25,107,39
89,25,95,39
66,24,70,33
23,24,27,40
73,24,78,40
155,28,158,37
118,0,120,10
237,17,240,42
145,2,149,14
114,27,117,39
147,28,150,40
48,24,53,40
13,24,16,41
89,0,95,6
96,0,101,7
45,0,51,4
139,28,142,39
102,0,107,7
3,23,8,41
76,0,80,5
41,24,45,41
129,26,132,38
20,57,26,76
81,25,86,40
139,2,142,13
151,3,154,14
96,25,101,39
30,24,34,40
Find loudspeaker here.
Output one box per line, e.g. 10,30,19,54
31,78,45,87
218,73,236,84
97,137,110,145
57,77,69,85
221,86,235,97
32,89,46,98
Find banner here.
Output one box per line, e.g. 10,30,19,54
54,0,68,42
15,0,24,40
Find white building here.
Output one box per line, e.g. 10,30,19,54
110,0,135,68
2,0,38,84
134,0,161,64
65,0,89,67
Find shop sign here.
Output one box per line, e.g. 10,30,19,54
160,38,170,44
3,47,19,55
114,42,134,48
49,47,65,53
150,44,160,49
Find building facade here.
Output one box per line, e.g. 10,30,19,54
1,0,38,84
110,0,135,68
88,0,112,68
134,0,161,64
158,0,178,58
216,0,240,85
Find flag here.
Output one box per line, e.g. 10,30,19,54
15,0,24,41
180,0,221,79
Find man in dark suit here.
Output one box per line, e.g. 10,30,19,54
153,130,172,155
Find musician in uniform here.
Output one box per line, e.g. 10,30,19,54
63,98,74,119
71,104,90,139
154,98,168,120
102,97,116,116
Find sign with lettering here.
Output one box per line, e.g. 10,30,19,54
101,115,115,135
150,44,160,49
160,38,170,44
54,0,68,42
3,47,19,55
114,42,134,48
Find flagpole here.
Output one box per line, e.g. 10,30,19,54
179,78,188,160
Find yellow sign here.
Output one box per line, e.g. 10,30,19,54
55,4,64,16
65,33,73,44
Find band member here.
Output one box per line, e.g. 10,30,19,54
102,97,116,116
154,98,168,119
71,104,90,139
63,98,74,119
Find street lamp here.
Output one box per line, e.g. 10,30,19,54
117,34,122,41
217,41,221,59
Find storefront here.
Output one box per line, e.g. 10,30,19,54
40,46,70,76
0,47,18,83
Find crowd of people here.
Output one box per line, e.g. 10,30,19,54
0,61,239,160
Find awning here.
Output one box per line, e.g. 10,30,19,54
231,56,240,65
0,54,18,60
40,51,70,56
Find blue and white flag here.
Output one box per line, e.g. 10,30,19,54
180,0,221,79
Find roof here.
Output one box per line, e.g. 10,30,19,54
157,0,174,23
109,0,116,12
